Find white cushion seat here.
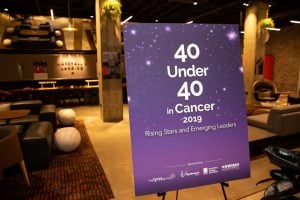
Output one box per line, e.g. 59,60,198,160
54,127,81,152
57,108,76,126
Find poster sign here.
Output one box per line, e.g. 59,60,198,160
123,23,250,196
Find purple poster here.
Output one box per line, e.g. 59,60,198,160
123,23,250,196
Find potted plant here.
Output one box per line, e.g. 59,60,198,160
259,18,274,42
102,0,122,19
260,18,275,29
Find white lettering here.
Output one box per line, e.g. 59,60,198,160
167,65,209,78
175,103,215,113
148,173,176,183
180,170,200,178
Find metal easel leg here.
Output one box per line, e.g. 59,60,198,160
157,192,167,200
220,182,229,200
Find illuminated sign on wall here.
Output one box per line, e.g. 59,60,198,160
56,54,87,76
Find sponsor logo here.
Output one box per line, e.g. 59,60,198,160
180,170,200,178
148,173,176,183
222,163,240,172
203,167,218,175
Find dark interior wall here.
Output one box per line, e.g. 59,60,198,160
0,53,97,81
266,25,300,92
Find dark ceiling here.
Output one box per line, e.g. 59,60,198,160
0,0,300,28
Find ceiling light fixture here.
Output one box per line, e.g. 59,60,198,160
121,16,133,25
62,0,77,31
290,20,300,24
186,20,193,24
266,27,281,31
50,9,55,20
193,1,198,6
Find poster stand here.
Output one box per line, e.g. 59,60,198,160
156,183,228,200
157,190,179,200
220,182,229,200
157,192,166,200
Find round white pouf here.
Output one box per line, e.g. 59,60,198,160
54,30,62,36
56,40,64,47
3,38,12,46
6,27,14,33
54,127,81,152
57,109,76,126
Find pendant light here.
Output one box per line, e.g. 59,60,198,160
62,0,77,31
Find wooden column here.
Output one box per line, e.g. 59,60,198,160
242,1,269,104
95,0,123,122
255,2,269,81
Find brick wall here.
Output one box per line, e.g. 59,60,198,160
266,25,300,92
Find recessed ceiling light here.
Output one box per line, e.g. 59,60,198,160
90,15,94,18
50,9,55,20
290,20,300,24
266,27,281,31
121,16,133,25
186,20,193,24
155,19,159,22
4,8,9,12
193,1,198,6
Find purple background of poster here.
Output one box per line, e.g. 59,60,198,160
123,23,250,196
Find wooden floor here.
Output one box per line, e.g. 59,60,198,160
72,105,299,200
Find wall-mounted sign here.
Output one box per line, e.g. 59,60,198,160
123,23,250,196
0,53,96,81
56,54,87,77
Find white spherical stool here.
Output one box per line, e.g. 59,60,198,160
2,38,12,47
57,109,76,126
54,127,81,152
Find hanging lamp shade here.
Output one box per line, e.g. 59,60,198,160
62,0,77,31
62,22,77,31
